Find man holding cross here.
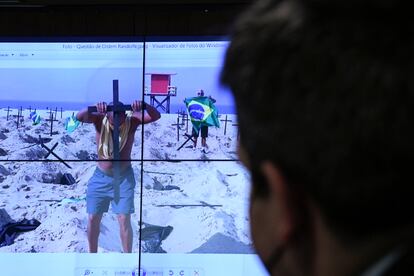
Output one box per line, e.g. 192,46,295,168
76,100,160,253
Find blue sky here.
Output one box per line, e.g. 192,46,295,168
0,41,235,113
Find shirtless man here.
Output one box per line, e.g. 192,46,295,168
76,100,160,253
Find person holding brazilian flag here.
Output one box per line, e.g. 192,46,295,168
184,89,220,153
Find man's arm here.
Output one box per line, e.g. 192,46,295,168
76,102,106,124
131,100,161,124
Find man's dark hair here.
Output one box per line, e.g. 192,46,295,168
221,0,414,239
197,90,205,96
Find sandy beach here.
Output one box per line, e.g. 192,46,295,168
0,107,252,254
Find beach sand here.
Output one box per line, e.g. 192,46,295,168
0,107,252,254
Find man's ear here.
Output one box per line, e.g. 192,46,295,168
261,161,299,243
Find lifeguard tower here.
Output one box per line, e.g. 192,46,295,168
144,73,177,113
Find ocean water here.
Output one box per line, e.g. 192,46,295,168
0,101,236,115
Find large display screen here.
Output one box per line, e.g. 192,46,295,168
0,38,267,276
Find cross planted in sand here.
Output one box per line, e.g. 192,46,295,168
87,80,133,180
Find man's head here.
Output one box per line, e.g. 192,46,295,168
221,0,414,274
197,89,205,97
106,101,127,126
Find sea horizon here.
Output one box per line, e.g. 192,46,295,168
0,100,236,115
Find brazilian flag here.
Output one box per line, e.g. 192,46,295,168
184,96,220,132
64,113,80,133
29,111,41,125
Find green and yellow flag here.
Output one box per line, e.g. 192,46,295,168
64,113,80,133
184,96,220,133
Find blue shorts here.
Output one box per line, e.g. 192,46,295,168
86,166,136,214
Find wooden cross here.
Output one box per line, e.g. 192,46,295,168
232,122,240,140
15,107,24,129
177,109,186,124
46,109,59,136
184,116,190,133
177,133,196,151
5,106,10,121
39,135,72,169
46,108,54,118
155,203,223,209
171,117,182,141
87,80,133,181
220,115,232,136
178,109,190,133
53,107,58,120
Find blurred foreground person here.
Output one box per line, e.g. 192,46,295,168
221,0,414,275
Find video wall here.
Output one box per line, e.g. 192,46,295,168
0,38,267,276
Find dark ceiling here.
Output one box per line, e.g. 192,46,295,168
0,0,253,35
1,0,253,7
